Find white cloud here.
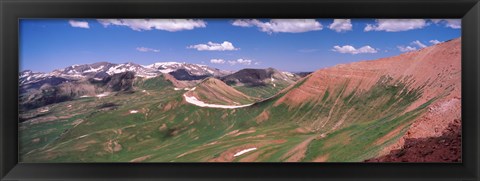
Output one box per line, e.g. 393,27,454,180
69,20,89,29
232,19,322,33
429,39,442,45
232,19,255,27
328,19,352,32
396,40,428,52
97,19,206,32
210,59,226,64
397,46,417,52
332,45,378,54
431,19,461,29
136,47,160,53
364,19,427,32
188,41,238,51
228,59,252,65
444,20,461,29
411,40,427,48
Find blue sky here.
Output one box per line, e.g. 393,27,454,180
20,19,461,72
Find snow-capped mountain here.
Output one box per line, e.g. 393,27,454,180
50,62,158,79
145,62,230,77
20,61,229,86
19,61,234,111
19,70,55,85
105,62,159,78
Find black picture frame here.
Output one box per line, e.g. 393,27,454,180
1,0,479,180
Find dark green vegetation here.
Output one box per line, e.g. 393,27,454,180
135,75,173,90
220,68,299,99
233,82,290,99
19,73,439,162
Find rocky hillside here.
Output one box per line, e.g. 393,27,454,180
264,38,461,161
184,77,256,105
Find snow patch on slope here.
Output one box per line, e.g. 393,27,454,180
233,148,257,157
183,94,253,109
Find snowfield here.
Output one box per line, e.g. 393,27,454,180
84,65,104,73
183,94,253,109
129,110,139,114
39,108,49,113
233,148,257,157
96,92,110,98
159,68,175,74
283,71,294,77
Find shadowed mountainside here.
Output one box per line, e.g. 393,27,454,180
221,68,300,99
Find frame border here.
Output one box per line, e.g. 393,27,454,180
1,0,479,180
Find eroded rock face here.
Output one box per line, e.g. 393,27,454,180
104,71,136,92
366,119,461,162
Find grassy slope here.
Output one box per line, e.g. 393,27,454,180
233,82,289,99
19,73,440,162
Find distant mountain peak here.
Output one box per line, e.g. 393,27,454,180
146,61,229,77
19,61,230,86
145,61,183,69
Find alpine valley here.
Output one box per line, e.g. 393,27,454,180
19,38,461,162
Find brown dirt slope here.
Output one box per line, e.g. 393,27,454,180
185,77,257,105
273,38,461,162
276,38,461,109
371,39,462,160
163,73,198,88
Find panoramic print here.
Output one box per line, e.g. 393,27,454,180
19,19,461,162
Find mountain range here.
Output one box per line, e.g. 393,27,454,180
18,38,461,162
19,61,299,110
20,61,229,86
